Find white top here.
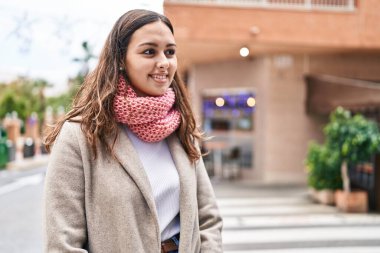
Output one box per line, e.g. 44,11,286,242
125,128,180,241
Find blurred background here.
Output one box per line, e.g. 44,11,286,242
1,0,380,252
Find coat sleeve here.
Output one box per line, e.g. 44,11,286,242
43,122,88,253
196,157,223,252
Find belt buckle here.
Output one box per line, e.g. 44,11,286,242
161,235,179,253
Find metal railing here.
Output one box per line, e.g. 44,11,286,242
349,154,380,211
165,0,356,12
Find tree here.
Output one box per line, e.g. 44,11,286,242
324,107,380,192
46,84,78,113
0,89,28,120
0,77,51,124
72,41,97,76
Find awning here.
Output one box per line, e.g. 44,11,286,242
305,74,380,115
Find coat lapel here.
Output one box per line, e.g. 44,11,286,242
167,134,196,248
111,128,196,248
112,127,158,223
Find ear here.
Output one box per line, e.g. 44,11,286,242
118,59,126,71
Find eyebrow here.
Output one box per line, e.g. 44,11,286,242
137,42,176,47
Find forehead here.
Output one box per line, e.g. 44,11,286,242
129,21,175,45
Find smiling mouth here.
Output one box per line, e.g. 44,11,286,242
150,74,168,83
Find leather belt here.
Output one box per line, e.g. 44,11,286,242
161,234,179,253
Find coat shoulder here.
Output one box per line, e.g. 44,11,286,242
59,121,83,139
52,121,86,155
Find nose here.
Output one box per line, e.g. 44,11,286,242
156,53,169,69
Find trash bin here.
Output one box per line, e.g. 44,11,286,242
0,139,8,169
23,138,35,158
0,127,6,139
7,140,16,162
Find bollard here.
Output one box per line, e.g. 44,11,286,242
7,140,16,162
23,138,35,158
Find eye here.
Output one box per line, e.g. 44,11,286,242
143,49,155,55
165,49,176,56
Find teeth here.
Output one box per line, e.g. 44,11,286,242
152,74,167,80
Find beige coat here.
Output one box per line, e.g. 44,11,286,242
43,122,223,253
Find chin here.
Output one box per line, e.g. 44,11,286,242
154,86,171,95
153,91,168,97
140,90,165,97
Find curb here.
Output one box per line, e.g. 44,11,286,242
5,155,50,172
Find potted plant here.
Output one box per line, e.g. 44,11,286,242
306,142,342,205
324,107,380,212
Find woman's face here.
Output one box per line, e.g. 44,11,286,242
124,20,177,97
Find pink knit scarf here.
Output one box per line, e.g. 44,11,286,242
113,76,181,142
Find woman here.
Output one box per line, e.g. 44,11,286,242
43,9,223,253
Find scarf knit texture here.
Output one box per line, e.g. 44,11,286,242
113,76,181,142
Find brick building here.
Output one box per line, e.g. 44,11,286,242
164,0,380,183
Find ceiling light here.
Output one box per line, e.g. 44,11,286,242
215,97,225,107
240,47,250,57
247,97,256,107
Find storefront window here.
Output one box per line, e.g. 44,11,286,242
202,92,255,132
201,90,255,175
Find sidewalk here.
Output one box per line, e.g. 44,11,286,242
0,154,49,187
5,154,50,171
212,180,309,198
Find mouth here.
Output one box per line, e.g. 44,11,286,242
149,74,169,83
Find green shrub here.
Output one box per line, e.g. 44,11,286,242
306,142,342,190
306,107,380,192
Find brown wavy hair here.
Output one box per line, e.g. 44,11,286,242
44,9,204,163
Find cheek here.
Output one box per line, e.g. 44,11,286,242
127,62,146,80
170,59,178,73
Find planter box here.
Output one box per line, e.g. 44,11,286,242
335,190,368,213
309,188,335,205
316,189,335,205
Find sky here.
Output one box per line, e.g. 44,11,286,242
0,0,164,96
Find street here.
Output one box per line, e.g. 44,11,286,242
0,168,45,253
214,182,380,252
1,168,380,252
